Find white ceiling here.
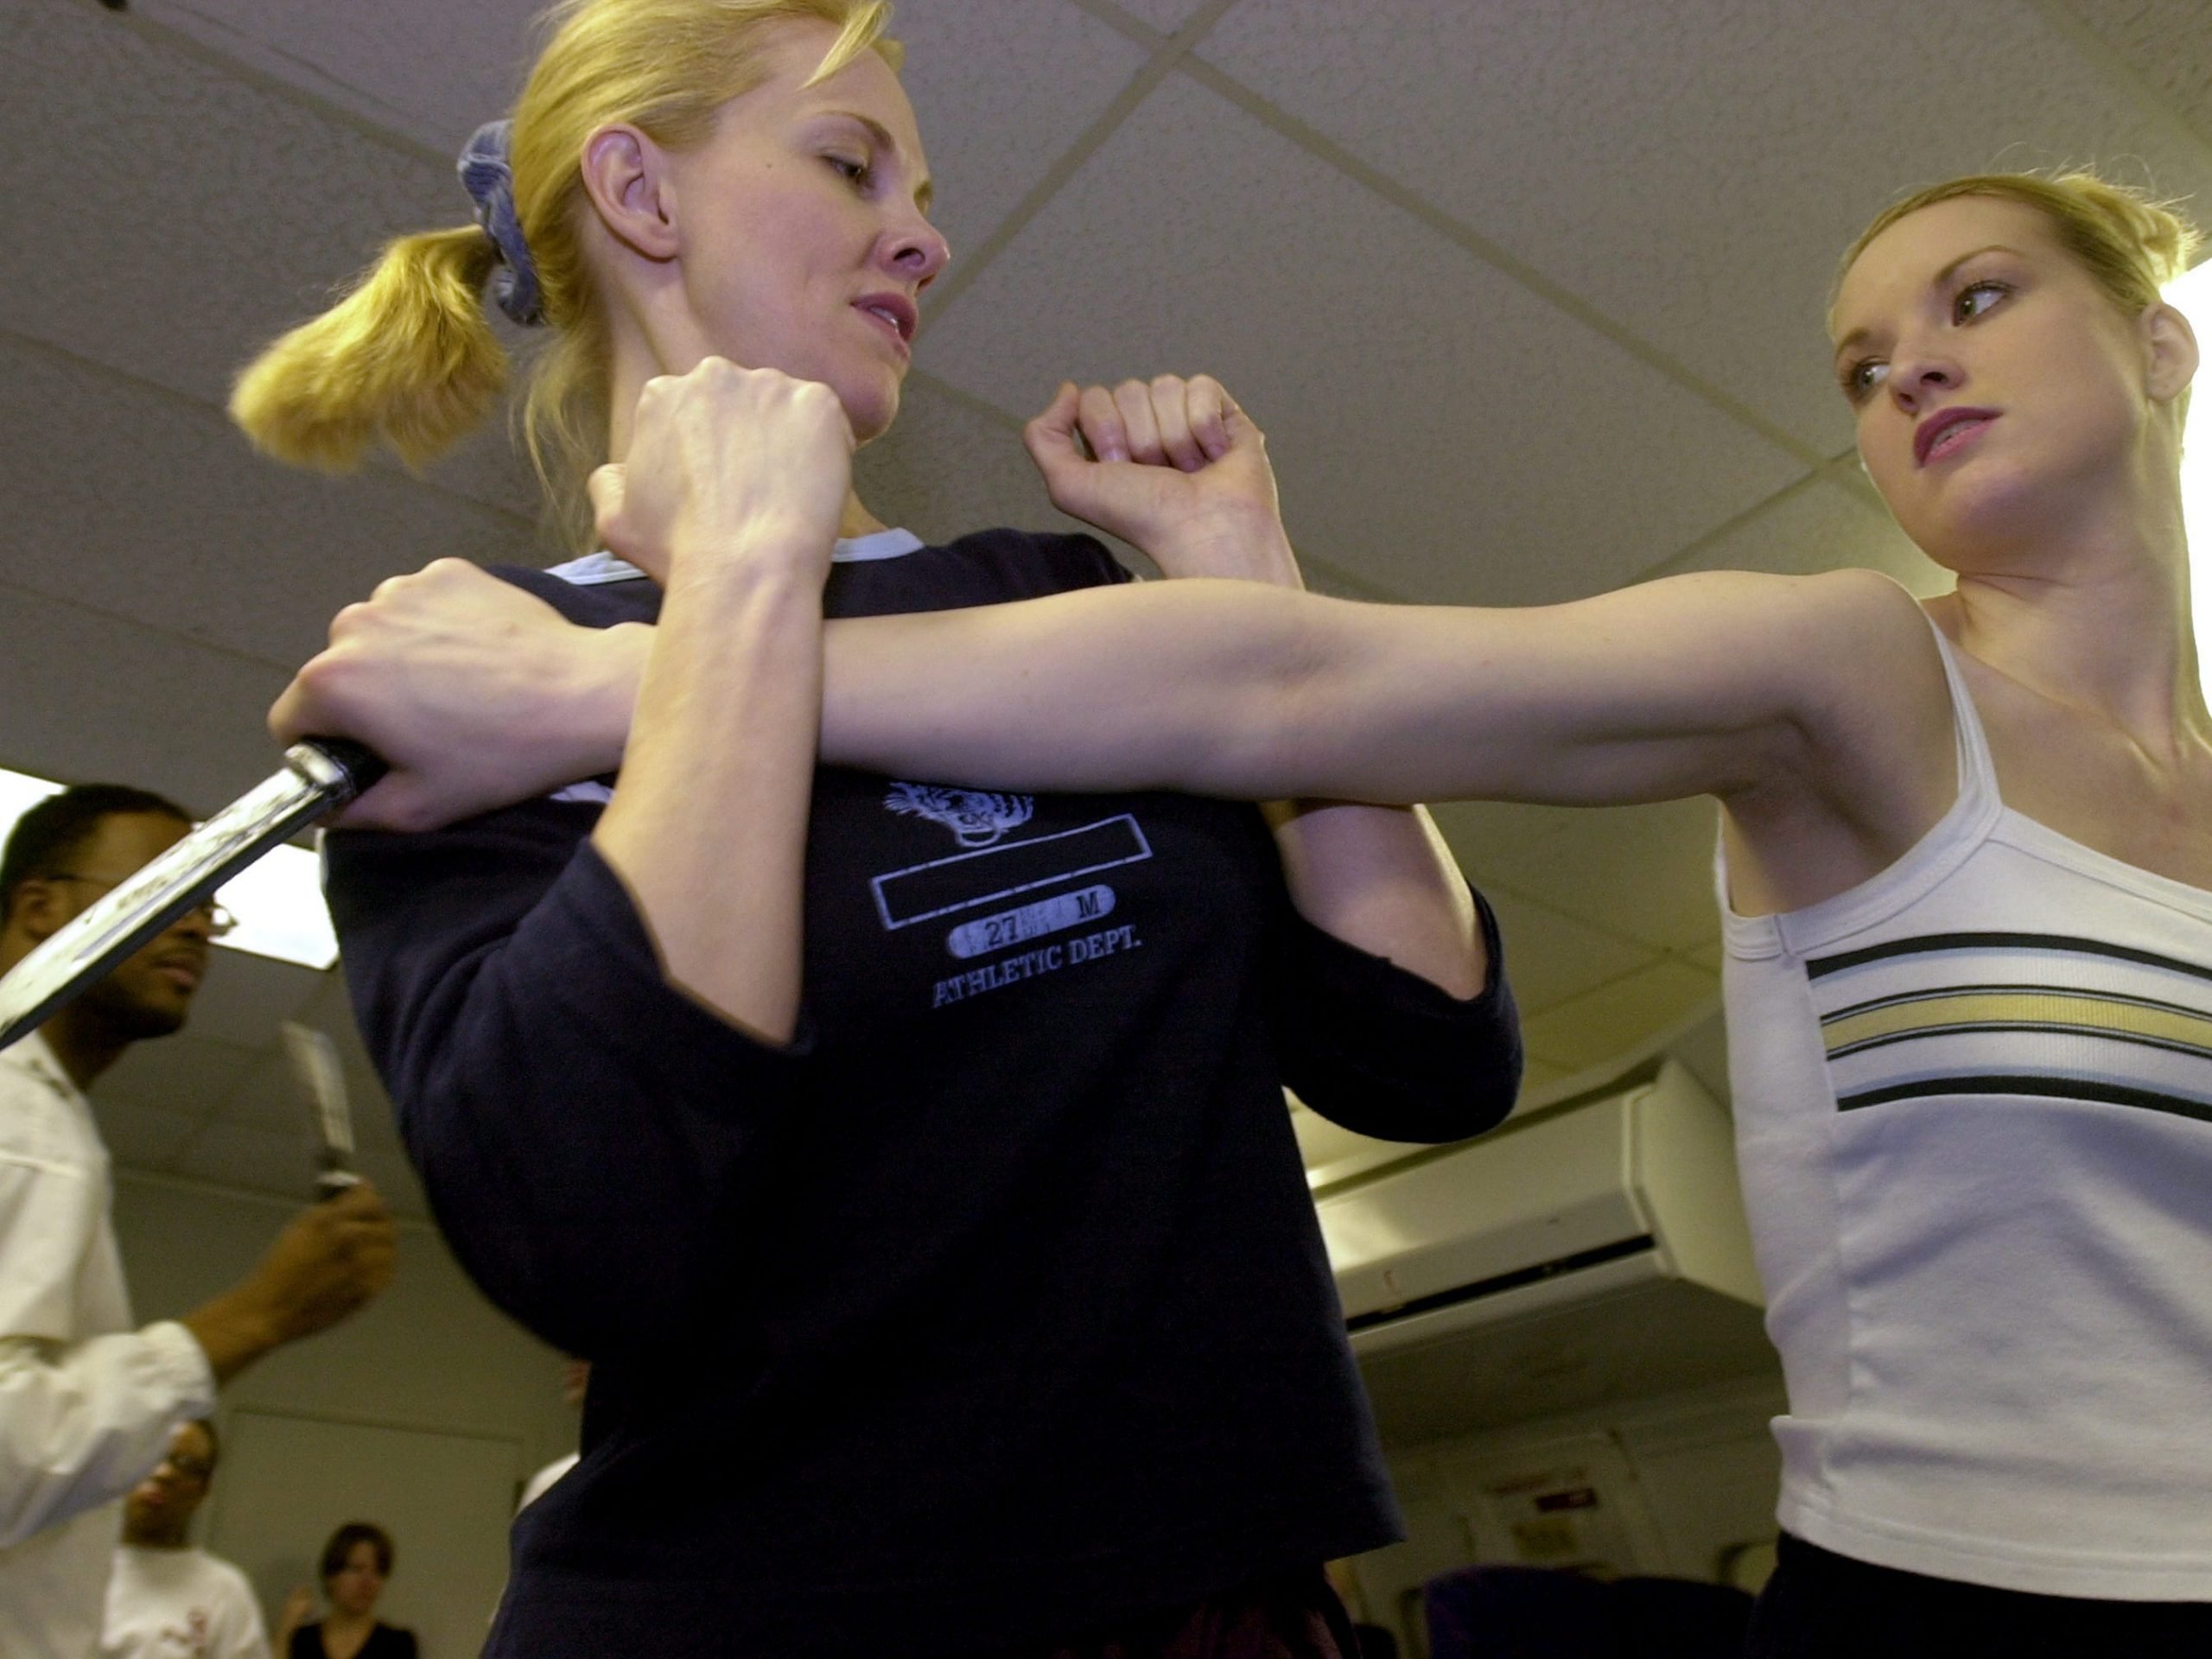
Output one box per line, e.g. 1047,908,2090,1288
4,0,2209,1215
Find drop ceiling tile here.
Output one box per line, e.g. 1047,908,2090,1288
134,0,542,153
213,1036,404,1154
168,950,325,1052
1197,0,2212,457
1522,958,1720,1075
90,1096,210,1173
922,73,1804,609
214,1050,317,1138
1480,798,1725,955
1428,799,1582,868
1516,1055,1575,1100
0,585,293,809
1,332,535,664
99,1033,263,1121
1479,885,1657,1017
856,376,1106,550
886,0,1152,259
1670,473,1942,592
0,335,540,670
3,0,536,515
1104,0,1219,35
128,0,1151,334
169,1116,318,1199
353,1145,430,1222
2058,0,2212,145
347,1087,406,1155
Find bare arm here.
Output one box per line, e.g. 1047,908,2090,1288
276,534,1938,900
819,563,1939,828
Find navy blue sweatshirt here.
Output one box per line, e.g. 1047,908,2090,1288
324,529,1521,1656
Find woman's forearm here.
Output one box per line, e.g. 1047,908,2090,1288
1267,802,1486,998
820,579,1329,796
594,551,823,1040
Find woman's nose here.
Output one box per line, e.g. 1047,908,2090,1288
883,215,950,289
1889,352,1959,411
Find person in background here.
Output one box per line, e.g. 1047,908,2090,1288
274,1523,416,1659
102,1417,270,1659
0,785,398,1658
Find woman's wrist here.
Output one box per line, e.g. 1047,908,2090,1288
1147,506,1303,588
575,622,652,770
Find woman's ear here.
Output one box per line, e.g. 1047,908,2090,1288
2143,299,2199,405
581,124,682,261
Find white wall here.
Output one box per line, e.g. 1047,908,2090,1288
112,1171,580,1656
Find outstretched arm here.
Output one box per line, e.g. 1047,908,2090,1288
276,435,1943,903
821,563,1917,810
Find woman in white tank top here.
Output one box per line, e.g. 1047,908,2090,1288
281,171,2203,1650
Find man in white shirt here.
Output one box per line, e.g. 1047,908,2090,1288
0,785,397,1658
103,1418,269,1659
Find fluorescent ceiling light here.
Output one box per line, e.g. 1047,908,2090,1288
0,767,338,970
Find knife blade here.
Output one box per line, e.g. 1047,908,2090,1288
281,1020,361,1200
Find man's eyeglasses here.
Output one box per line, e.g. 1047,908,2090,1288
156,1448,214,1482
41,872,236,939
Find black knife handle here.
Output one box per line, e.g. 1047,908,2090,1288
296,737,391,802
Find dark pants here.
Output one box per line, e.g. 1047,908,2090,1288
983,1572,1359,1659
1748,1533,2212,1658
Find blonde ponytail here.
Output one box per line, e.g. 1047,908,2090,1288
230,225,507,473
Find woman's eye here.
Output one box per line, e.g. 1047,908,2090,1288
828,155,871,187
1841,359,1888,401
1953,279,2009,322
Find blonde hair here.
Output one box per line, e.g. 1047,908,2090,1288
1835,169,2201,321
230,0,899,548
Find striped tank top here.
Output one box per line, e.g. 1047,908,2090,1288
1719,621,2212,1599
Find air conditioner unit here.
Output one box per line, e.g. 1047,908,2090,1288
1318,1058,1777,1445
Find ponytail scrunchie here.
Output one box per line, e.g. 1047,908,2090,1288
457,119,546,327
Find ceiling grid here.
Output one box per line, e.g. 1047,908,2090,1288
5,0,2210,1206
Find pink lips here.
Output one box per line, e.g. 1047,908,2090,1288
854,293,917,351
1914,407,1998,467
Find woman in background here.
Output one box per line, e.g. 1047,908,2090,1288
284,170,2211,1653
234,1,1517,1655
275,1523,416,1659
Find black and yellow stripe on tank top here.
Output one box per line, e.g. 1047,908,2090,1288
1806,931,2212,1122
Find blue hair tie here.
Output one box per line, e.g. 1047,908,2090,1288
457,120,545,327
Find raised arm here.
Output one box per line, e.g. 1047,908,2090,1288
586,359,850,1039
1020,376,1484,1001
319,361,849,1356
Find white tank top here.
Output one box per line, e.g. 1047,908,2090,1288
1719,621,2212,1599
